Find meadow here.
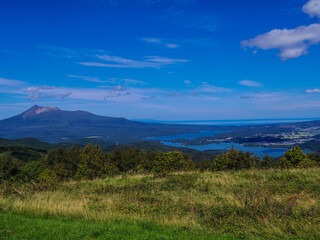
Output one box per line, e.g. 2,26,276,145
1,168,320,239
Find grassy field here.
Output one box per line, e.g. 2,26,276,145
1,169,320,239
0,213,240,240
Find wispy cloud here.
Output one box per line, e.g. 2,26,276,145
242,0,320,60
38,45,107,59
68,75,146,85
239,91,289,103
239,80,263,87
24,86,71,101
240,95,255,99
139,37,179,48
0,77,25,86
165,43,179,48
306,88,320,93
68,75,112,83
166,92,183,97
197,82,232,93
20,84,163,103
79,55,187,68
140,37,162,44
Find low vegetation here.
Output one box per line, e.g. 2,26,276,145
1,169,320,239
1,144,320,239
1,143,319,185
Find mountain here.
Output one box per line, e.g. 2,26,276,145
0,105,216,143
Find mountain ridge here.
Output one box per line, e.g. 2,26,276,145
0,105,217,143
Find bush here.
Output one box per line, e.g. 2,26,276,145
19,161,47,182
111,147,142,172
75,144,118,180
307,152,320,164
212,146,258,171
0,153,24,183
152,151,194,175
281,145,306,168
258,154,277,169
297,158,319,168
37,168,59,189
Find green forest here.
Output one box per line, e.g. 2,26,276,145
1,144,320,185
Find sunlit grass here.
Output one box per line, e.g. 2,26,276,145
1,168,320,239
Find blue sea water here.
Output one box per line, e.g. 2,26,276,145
144,118,319,157
160,141,288,158
137,118,320,126
147,130,290,158
146,130,227,141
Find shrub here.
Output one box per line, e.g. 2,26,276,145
152,151,194,175
280,146,307,168
112,147,142,172
307,152,320,164
0,153,24,183
258,154,276,169
75,144,118,180
19,161,47,182
297,158,319,168
212,146,258,171
37,168,59,189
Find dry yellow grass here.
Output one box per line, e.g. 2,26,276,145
1,168,320,239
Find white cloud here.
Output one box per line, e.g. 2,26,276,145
69,75,146,86
68,75,112,83
303,0,320,18
145,56,187,64
0,77,25,86
239,80,263,87
184,80,191,84
139,37,179,48
23,86,71,101
242,0,320,60
165,43,179,48
306,88,320,93
79,55,187,68
197,82,232,93
121,79,147,85
21,84,162,103
140,37,162,43
242,24,320,60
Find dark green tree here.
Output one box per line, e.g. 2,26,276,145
75,144,118,179
280,145,306,168
0,153,24,183
152,151,194,175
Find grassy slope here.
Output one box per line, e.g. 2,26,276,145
1,169,320,239
0,213,239,240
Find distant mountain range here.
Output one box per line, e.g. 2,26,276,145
0,105,217,143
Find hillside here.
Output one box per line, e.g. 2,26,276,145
1,169,319,239
0,137,75,151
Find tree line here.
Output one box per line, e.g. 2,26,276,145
1,144,320,186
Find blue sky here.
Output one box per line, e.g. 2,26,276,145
1,0,320,120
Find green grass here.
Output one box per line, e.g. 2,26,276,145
0,213,240,240
1,169,320,239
